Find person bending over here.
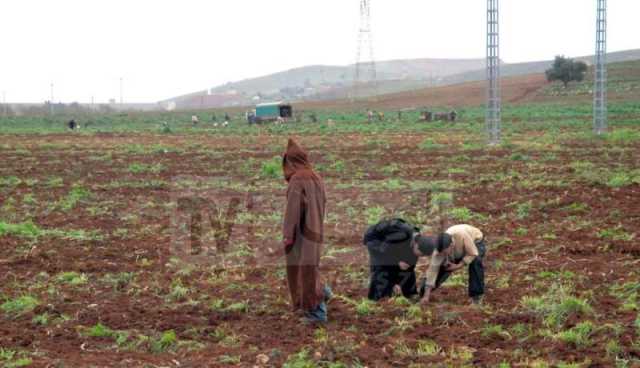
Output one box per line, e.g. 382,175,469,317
417,224,487,305
364,218,435,301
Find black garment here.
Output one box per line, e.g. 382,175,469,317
364,218,419,301
368,265,417,300
422,239,486,298
363,218,418,267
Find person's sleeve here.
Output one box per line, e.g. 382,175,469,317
425,253,445,288
461,233,479,265
283,179,303,242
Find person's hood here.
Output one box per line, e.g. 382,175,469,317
283,138,316,182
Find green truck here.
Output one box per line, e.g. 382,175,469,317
250,102,293,124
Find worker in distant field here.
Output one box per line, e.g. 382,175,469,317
417,224,487,305
247,111,256,124
377,111,385,122
367,110,374,123
191,115,199,126
450,110,458,122
282,138,331,323
224,112,231,123
364,218,436,301
68,119,77,130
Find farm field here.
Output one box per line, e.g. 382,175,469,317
0,110,640,367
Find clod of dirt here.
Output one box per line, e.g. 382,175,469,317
255,354,269,365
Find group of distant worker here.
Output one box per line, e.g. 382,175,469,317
367,109,458,123
66,109,458,131
191,112,231,127
282,139,485,324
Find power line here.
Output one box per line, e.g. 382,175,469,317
593,0,607,135
486,0,501,145
50,83,54,115
354,0,377,101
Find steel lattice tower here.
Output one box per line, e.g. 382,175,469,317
486,0,501,144
354,0,377,99
594,0,608,135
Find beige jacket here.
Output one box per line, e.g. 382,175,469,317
424,224,483,288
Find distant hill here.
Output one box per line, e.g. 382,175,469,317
438,49,640,86
298,58,640,112
160,58,487,109
161,49,640,110
209,58,487,94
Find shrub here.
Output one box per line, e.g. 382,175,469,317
598,226,634,241
1,296,40,316
605,129,640,143
219,355,241,364
555,321,594,347
102,272,135,291
605,339,622,357
509,152,530,161
127,163,165,174
56,272,88,286
0,221,43,238
355,299,379,316
481,324,511,340
416,339,441,357
151,330,177,353
224,301,249,313
516,201,533,219
87,323,115,338
168,279,189,301
331,160,345,172
607,172,633,188
515,227,528,236
419,138,443,150
449,207,473,222
364,206,385,225
59,185,91,211
32,313,50,326
430,192,453,208
383,178,404,190
283,349,315,368
0,176,21,187
448,207,486,222
521,283,592,329
261,156,282,178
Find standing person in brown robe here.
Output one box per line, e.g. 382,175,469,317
282,138,331,323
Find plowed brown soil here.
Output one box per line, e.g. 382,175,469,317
0,131,639,367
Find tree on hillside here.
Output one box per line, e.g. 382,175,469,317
545,56,588,88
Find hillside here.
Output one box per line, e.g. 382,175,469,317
297,59,640,112
438,49,640,86
209,58,487,95
162,49,640,110
161,58,487,109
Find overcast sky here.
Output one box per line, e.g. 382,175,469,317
1,0,637,103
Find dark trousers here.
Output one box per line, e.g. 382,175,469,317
432,239,486,298
368,265,417,301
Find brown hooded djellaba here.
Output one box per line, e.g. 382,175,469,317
282,138,326,312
